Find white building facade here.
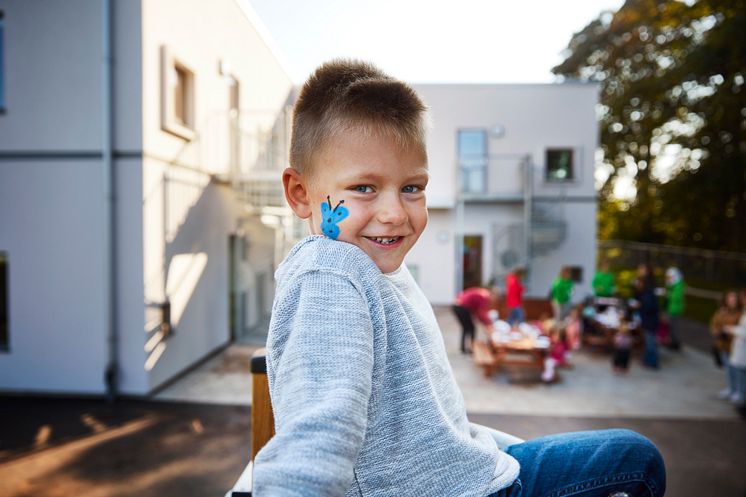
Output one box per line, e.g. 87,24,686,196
0,0,294,396
406,84,599,305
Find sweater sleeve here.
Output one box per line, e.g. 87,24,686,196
253,270,375,497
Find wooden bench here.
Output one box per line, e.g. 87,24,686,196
226,348,524,495
225,348,274,497
473,340,498,377
497,298,553,321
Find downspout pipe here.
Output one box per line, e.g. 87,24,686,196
102,0,118,402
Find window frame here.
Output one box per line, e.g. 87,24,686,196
160,45,196,140
457,128,488,194
568,265,584,283
544,148,576,183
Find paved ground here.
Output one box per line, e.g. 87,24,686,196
2,312,745,497
154,308,737,420
0,398,251,497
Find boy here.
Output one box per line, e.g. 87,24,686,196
612,321,633,373
253,59,665,497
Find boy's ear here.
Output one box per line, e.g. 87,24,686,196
282,167,312,219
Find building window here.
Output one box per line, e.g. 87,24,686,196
546,148,574,181
458,129,487,193
1,252,8,351
0,10,6,112
568,265,583,283
160,46,195,139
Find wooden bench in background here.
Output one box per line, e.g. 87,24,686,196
473,340,497,377
497,298,554,321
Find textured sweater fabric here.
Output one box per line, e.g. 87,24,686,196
253,236,519,497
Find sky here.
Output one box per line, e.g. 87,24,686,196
245,0,626,85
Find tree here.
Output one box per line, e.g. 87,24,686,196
553,0,746,251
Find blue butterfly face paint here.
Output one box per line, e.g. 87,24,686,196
320,195,349,240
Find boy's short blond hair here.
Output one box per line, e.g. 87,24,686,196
289,59,428,174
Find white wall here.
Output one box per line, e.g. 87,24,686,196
141,0,293,170
410,84,598,304
140,0,294,391
0,0,102,149
0,0,146,394
406,210,456,305
0,161,108,393
147,174,240,390
530,201,597,300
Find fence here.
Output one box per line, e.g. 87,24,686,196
598,240,746,321
598,240,746,290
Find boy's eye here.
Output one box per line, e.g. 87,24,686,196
353,185,374,193
402,185,423,193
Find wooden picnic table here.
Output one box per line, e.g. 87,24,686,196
473,331,550,378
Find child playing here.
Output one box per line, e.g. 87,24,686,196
253,59,664,497
542,325,568,383
564,306,583,351
612,322,633,373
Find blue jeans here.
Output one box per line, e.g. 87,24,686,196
508,307,525,326
643,330,659,369
488,429,665,497
733,364,746,402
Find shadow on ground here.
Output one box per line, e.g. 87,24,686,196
0,397,250,497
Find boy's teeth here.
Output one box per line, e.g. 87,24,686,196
372,237,399,245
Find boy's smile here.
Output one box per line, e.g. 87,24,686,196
289,130,428,274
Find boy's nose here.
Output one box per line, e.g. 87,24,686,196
376,196,408,225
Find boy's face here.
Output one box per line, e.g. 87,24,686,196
298,131,429,274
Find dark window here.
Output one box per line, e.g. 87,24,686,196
568,265,583,283
0,10,5,111
546,148,574,181
1,252,8,351
458,129,487,193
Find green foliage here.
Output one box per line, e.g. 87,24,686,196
554,0,746,252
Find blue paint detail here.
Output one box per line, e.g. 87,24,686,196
320,196,348,240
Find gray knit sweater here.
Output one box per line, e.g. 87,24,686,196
253,236,519,497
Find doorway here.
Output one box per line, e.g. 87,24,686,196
462,235,483,289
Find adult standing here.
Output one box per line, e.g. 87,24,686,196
550,267,573,321
724,290,746,407
710,290,742,400
452,287,498,354
505,268,525,326
635,264,660,369
665,266,685,350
